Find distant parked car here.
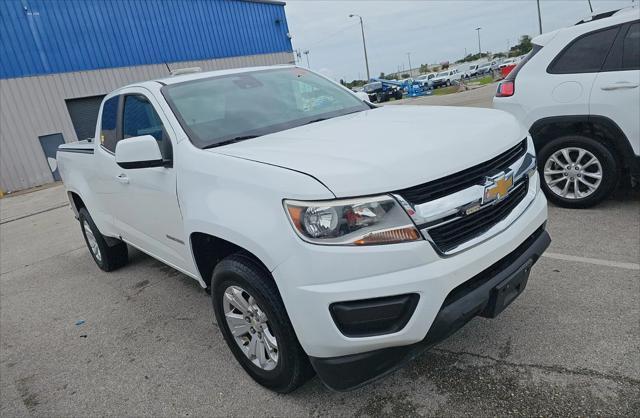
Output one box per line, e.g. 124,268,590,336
431,69,462,87
478,61,499,75
499,58,516,69
363,81,403,102
494,7,640,208
415,72,437,88
464,64,480,78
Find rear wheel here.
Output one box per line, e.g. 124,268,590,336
78,208,128,271
538,135,618,208
211,253,314,393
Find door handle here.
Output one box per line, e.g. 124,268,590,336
601,82,639,91
116,174,129,184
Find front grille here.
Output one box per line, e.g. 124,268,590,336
428,179,529,253
396,139,527,205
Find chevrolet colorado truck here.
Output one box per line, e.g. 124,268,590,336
57,66,550,393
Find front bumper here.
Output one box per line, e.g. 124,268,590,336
309,226,550,391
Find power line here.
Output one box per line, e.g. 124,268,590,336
302,21,360,49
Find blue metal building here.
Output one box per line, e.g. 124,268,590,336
0,0,294,192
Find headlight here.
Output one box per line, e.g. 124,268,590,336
284,195,421,245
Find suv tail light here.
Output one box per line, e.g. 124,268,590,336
496,80,515,97
495,44,543,98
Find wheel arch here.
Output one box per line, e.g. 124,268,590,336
67,190,86,218
189,232,273,289
529,115,635,171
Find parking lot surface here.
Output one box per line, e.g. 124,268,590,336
1,96,639,416
388,83,498,108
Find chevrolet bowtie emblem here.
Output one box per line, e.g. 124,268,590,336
483,172,514,204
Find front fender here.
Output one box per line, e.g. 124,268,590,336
179,149,334,280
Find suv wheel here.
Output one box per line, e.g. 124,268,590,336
538,135,618,208
211,253,314,393
78,207,128,271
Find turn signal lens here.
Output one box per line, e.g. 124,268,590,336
353,227,421,245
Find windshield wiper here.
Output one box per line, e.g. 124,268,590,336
207,135,260,148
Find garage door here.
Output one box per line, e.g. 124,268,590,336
65,95,105,141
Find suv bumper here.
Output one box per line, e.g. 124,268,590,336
309,226,550,391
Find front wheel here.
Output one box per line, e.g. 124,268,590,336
211,254,314,393
538,135,618,208
446,79,451,86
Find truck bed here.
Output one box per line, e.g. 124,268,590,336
58,139,95,154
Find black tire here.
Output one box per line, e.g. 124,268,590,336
446,79,451,86
538,135,618,208
211,253,314,393
78,207,128,271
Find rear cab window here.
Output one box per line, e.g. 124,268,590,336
100,96,119,152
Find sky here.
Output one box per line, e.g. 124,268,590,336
284,0,636,81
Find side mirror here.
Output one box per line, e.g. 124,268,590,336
115,135,164,169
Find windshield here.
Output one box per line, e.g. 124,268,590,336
162,67,370,148
436,71,449,77
479,63,490,68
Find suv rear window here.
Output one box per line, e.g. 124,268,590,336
548,26,619,74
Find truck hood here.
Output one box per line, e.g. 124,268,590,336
211,105,526,198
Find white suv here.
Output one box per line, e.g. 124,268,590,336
494,7,640,208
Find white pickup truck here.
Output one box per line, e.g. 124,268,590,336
57,66,549,393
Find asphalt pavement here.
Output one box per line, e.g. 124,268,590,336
1,90,639,416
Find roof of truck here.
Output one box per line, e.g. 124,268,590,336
155,64,295,86
109,64,297,95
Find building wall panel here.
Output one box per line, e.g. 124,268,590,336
0,51,294,192
0,0,292,79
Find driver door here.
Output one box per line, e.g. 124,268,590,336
111,87,189,270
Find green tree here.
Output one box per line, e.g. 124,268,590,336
419,63,430,74
510,35,533,56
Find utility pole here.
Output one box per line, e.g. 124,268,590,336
587,0,593,12
536,0,543,35
464,47,467,57
303,50,310,68
475,27,482,55
349,14,370,81
407,52,412,76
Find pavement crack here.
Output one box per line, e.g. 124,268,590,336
0,203,69,224
433,348,640,386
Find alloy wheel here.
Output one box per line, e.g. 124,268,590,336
543,147,603,200
83,221,102,262
223,285,278,371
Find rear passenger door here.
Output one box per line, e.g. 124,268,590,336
590,21,640,156
545,25,621,117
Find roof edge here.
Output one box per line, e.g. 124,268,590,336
238,0,286,6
